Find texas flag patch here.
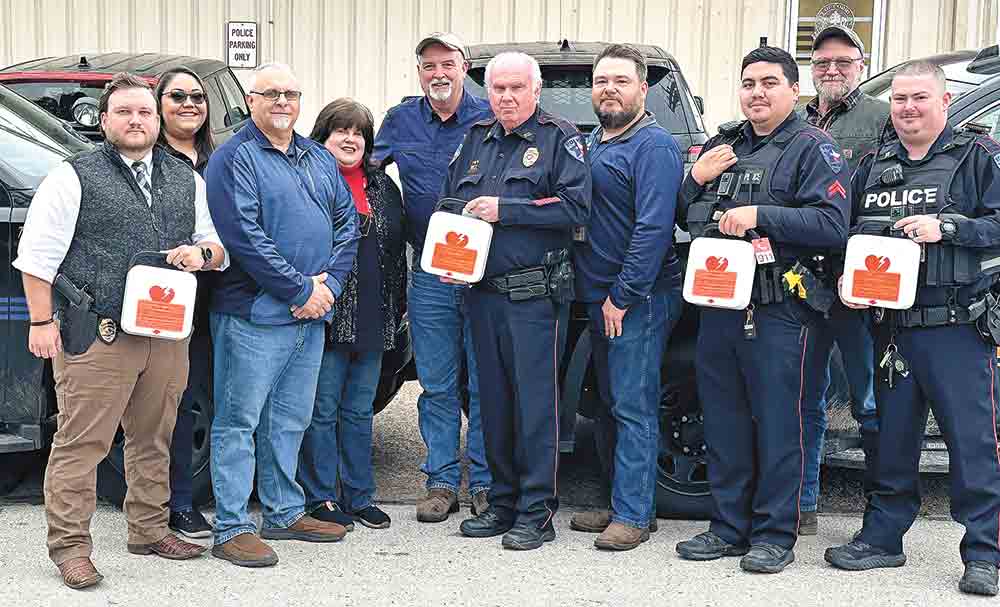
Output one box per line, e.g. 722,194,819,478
819,143,843,173
827,179,847,199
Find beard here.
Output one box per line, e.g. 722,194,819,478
428,79,453,102
595,102,640,131
815,79,852,106
270,115,293,130
106,129,156,155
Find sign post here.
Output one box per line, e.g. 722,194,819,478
226,21,258,69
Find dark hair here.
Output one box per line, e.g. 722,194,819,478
309,98,376,177
741,46,799,86
593,43,648,82
154,66,216,158
98,72,154,134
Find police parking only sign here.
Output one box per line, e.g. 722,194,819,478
226,21,258,69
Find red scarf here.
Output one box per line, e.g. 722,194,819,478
339,162,370,215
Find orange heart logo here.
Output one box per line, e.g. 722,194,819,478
149,285,175,303
864,255,891,273
706,256,729,272
445,232,469,247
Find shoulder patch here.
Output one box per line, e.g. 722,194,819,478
564,135,586,163
818,143,844,173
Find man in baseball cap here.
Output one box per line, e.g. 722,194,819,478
415,32,468,59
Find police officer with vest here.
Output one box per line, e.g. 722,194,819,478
825,61,1000,598
443,51,590,550
796,25,889,536
14,73,227,589
674,47,850,573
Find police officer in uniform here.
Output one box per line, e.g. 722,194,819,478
825,61,1000,598
674,47,850,573
444,51,591,550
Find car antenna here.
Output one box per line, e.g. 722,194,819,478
77,55,91,69
560,38,572,51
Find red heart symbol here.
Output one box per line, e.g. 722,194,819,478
864,255,891,273
148,285,175,303
876,257,891,273
864,255,879,271
706,256,729,272
445,232,469,247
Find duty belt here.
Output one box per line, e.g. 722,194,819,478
889,297,987,328
750,265,787,306
482,266,549,301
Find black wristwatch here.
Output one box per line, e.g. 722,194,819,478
200,246,213,267
940,217,958,242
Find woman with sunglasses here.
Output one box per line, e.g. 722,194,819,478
152,67,216,539
297,98,405,530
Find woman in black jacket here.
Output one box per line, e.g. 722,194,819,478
298,98,406,529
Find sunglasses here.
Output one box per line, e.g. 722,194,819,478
163,90,206,105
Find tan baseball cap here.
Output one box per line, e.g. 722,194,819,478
415,32,468,58
812,25,865,55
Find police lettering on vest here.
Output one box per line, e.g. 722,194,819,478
863,186,939,209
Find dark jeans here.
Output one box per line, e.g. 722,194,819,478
298,346,383,512
589,286,682,528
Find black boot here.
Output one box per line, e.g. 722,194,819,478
459,507,514,538
960,561,999,596
824,539,906,570
740,544,795,573
676,531,749,561
501,521,555,550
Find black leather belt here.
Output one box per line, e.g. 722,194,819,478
481,266,549,301
891,299,986,328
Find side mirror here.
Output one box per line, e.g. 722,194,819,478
693,96,705,116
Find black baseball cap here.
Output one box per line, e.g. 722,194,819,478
812,25,865,55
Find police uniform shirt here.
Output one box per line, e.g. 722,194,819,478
852,125,1000,303
678,112,851,253
14,152,228,284
441,108,591,277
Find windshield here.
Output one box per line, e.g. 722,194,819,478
6,80,106,130
860,58,984,101
465,66,693,134
0,84,92,153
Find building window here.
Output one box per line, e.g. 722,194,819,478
786,0,886,97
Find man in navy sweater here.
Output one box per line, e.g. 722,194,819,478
570,44,684,550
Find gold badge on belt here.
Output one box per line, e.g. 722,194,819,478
522,147,539,167
97,318,118,345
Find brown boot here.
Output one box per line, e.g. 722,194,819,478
260,515,347,542
471,491,490,516
211,533,279,568
416,488,459,522
57,556,103,589
594,522,650,551
128,533,207,560
570,509,611,533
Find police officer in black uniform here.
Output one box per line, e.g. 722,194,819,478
674,47,850,573
825,61,1000,598
443,51,590,550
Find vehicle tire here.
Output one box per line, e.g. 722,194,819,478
0,451,38,496
656,346,714,520
97,336,215,508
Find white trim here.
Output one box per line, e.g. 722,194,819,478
871,0,886,75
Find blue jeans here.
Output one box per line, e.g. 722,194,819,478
298,346,382,512
409,266,490,495
588,286,683,528
209,312,325,545
801,304,878,512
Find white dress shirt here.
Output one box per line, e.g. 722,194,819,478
13,150,228,283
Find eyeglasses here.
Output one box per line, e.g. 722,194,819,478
811,58,863,71
163,90,206,104
249,89,303,102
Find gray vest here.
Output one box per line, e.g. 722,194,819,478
58,142,196,322
856,131,1000,287
799,94,888,172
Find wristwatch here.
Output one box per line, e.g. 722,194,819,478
940,217,958,242
200,246,213,267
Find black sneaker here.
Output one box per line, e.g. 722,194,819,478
824,540,906,570
501,521,556,551
740,543,795,573
353,505,391,529
676,531,750,561
460,507,515,538
168,509,212,539
309,501,355,532
960,561,999,596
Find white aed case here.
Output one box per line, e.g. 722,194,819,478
120,264,197,339
420,210,494,283
683,237,757,310
840,234,921,310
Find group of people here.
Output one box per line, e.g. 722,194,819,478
12,26,1000,598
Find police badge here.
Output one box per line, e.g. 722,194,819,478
522,147,539,167
97,317,118,345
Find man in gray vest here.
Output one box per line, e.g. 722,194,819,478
15,72,227,589
796,25,889,536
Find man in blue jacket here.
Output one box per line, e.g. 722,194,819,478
570,44,684,551
205,63,359,568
